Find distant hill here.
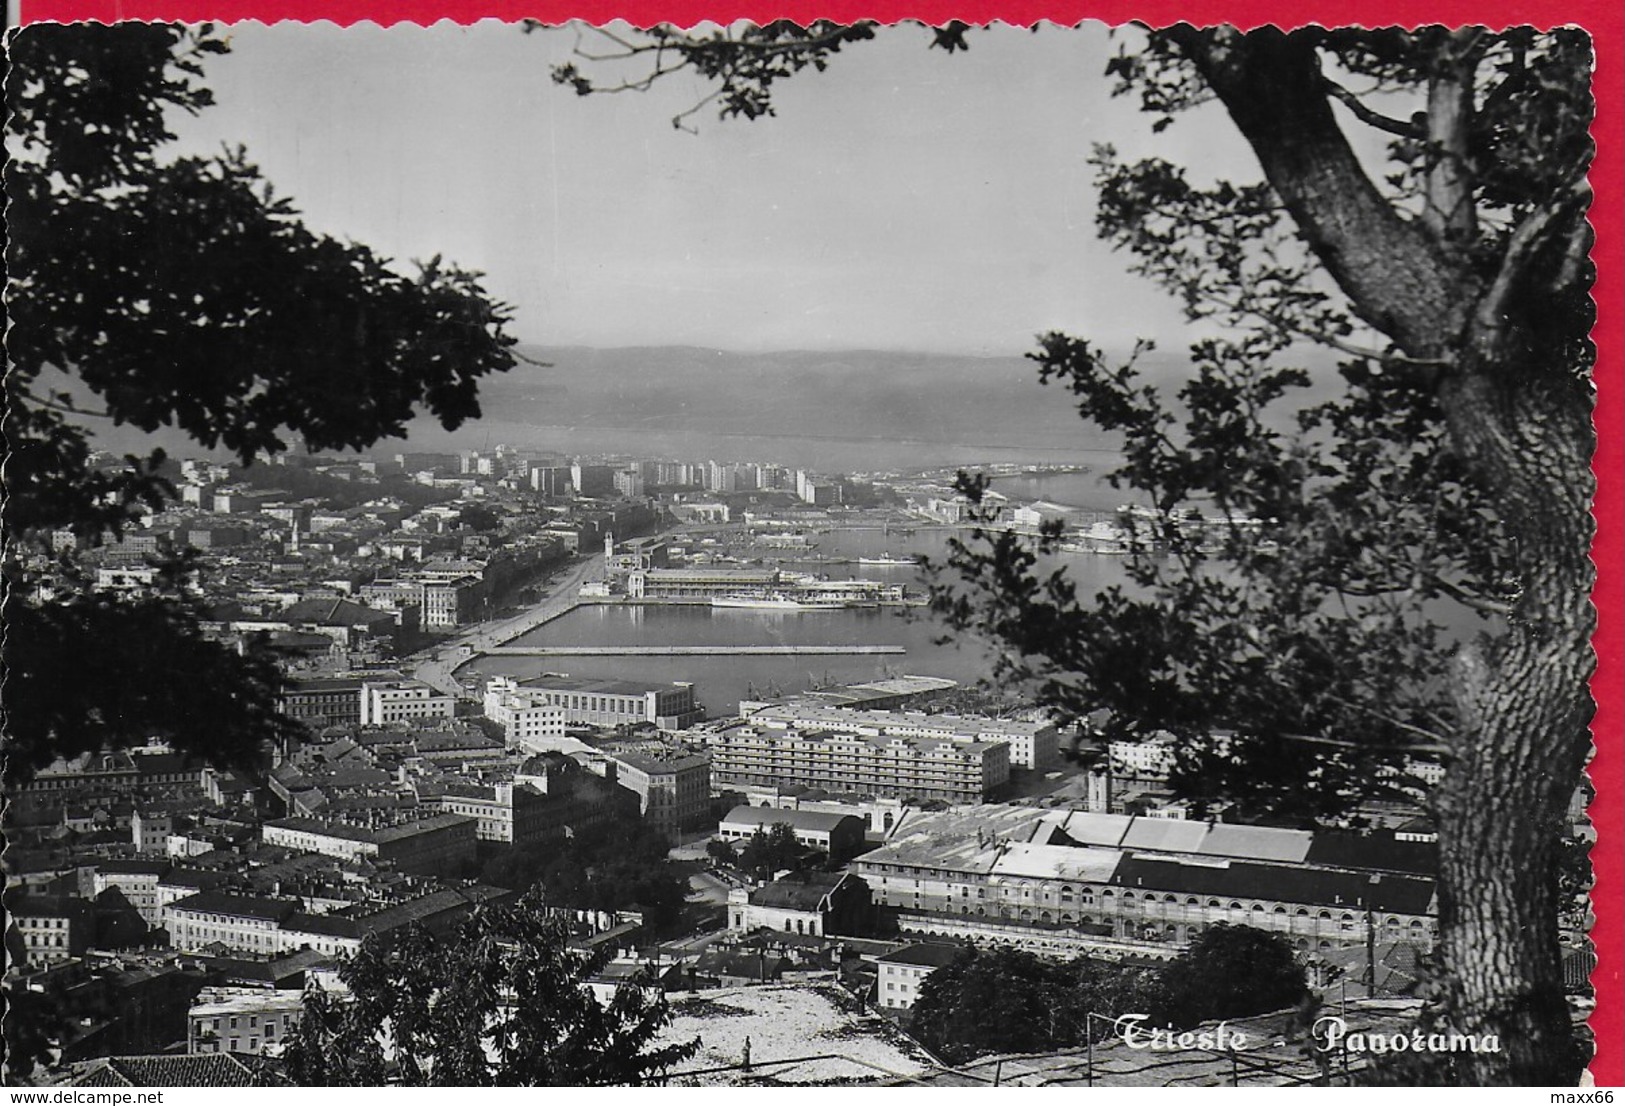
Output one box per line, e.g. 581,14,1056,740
73,343,1343,472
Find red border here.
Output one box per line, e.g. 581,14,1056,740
13,0,1623,1086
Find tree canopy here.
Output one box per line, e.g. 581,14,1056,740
559,22,1595,1084
3,24,517,783
1156,924,1310,1028
905,930,1302,1064
283,889,698,1086
908,945,1164,1064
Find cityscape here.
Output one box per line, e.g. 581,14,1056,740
5,17,1603,1093
6,438,1597,1086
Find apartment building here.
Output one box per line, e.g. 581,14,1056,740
188,989,305,1056
260,812,477,874
702,722,1011,805
743,703,1059,770
609,750,713,836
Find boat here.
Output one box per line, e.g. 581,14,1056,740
857,555,921,566
711,592,849,611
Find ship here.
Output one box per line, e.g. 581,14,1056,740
711,592,850,611
856,555,921,566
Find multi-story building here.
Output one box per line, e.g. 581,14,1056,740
876,943,963,1011
625,567,780,600
725,871,872,938
360,575,484,629
279,671,404,728
482,676,568,748
571,462,617,497
613,469,646,497
608,750,713,836
1108,733,1180,780
188,988,305,1056
89,860,170,927
164,891,300,955
418,758,640,848
359,680,457,725
7,895,93,967
260,812,477,874
851,808,1439,959
703,722,1010,805
742,704,1059,770
501,675,704,731
530,465,573,497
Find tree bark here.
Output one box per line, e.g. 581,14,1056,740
1427,355,1595,1085
1168,26,1596,1084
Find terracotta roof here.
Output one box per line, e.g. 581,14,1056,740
71,1054,268,1087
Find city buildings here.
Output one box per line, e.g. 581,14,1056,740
608,750,713,836
8,896,94,967
702,721,1011,804
187,988,305,1056
740,703,1060,770
493,675,704,731
851,808,1439,958
874,943,962,1011
717,805,867,859
726,871,873,938
260,812,477,874
358,680,457,725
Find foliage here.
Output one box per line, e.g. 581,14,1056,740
1154,924,1308,1028
907,945,1165,1065
706,837,738,865
457,504,504,532
282,888,697,1086
3,24,516,784
558,22,1596,1082
737,822,810,880
479,819,685,931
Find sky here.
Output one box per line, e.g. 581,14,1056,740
164,21,1268,355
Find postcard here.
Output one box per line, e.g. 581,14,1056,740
4,3,1618,1091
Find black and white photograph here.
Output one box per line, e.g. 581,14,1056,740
2,17,1608,1089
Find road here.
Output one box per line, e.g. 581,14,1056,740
405,554,605,698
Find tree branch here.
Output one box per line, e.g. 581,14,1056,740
1165,25,1474,359
1471,177,1592,359
1322,77,1419,138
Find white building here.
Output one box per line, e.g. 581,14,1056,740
875,944,963,1011
359,680,456,725
483,676,569,748
742,703,1059,770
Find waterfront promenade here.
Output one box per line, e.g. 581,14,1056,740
405,553,604,698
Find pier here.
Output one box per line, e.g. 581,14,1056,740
479,644,907,657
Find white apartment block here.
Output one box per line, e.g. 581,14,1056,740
702,722,1010,805
743,704,1060,770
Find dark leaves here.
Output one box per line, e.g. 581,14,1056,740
283,889,698,1086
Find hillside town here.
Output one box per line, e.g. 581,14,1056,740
6,444,1597,1088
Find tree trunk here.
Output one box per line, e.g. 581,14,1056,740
1168,27,1595,1085
1425,361,1595,1085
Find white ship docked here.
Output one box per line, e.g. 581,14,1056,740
856,555,921,566
711,592,850,611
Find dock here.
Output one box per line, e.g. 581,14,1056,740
479,644,907,657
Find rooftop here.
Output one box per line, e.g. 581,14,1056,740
521,674,690,697
722,805,865,834
876,943,966,969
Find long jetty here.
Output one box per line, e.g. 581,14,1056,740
480,644,906,657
